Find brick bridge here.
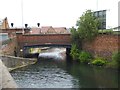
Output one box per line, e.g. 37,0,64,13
16,32,71,56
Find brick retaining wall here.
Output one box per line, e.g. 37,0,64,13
0,37,17,56
82,34,120,60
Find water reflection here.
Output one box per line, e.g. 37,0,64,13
11,48,119,88
11,59,79,88
63,61,118,88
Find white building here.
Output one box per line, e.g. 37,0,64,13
95,0,119,30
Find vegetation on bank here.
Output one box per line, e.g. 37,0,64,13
107,51,120,68
70,46,107,66
91,57,107,66
70,10,119,68
70,45,120,68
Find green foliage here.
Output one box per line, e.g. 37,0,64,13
70,44,80,60
76,10,100,41
70,27,82,49
98,29,113,34
112,51,120,68
70,10,100,49
113,31,120,35
79,51,92,64
92,58,107,66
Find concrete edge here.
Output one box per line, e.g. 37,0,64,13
0,60,18,88
1,55,37,71
8,61,36,72
0,54,37,61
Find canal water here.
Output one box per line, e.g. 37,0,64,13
10,48,119,88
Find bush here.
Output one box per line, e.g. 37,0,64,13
70,44,80,60
112,51,120,68
92,58,107,66
98,29,113,34
79,51,92,64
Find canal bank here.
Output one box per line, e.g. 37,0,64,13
1,55,37,89
0,33,38,88
0,60,18,89
1,55,37,71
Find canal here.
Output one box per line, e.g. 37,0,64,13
10,48,119,88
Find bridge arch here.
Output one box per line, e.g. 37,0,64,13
23,44,71,58
16,33,71,57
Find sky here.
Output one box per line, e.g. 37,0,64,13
0,0,119,28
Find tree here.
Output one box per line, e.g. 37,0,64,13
76,10,100,41
70,27,78,43
70,10,100,60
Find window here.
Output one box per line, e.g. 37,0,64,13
94,12,98,17
98,11,103,16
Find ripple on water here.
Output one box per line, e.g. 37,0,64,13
11,48,79,88
11,63,79,88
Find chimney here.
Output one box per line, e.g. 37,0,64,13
25,24,28,28
11,23,14,27
37,23,40,27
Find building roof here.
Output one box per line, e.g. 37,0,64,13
30,28,40,34
113,26,120,29
30,26,69,34
54,27,68,33
41,26,53,34
112,26,120,31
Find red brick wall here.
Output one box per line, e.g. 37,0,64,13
16,33,71,56
16,33,119,59
0,37,17,56
82,34,120,60
17,33,71,47
1,29,30,38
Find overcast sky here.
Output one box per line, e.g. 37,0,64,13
0,0,119,28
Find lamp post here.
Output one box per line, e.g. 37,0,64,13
21,0,24,34
96,0,99,11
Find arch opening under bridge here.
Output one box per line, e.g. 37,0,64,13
23,44,71,58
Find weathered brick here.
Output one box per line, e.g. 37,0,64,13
82,34,120,60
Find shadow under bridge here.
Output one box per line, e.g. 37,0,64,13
23,44,71,58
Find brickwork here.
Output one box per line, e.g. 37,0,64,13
82,34,120,60
17,33,120,60
16,33,71,47
0,37,17,56
0,28,30,38
15,33,71,56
